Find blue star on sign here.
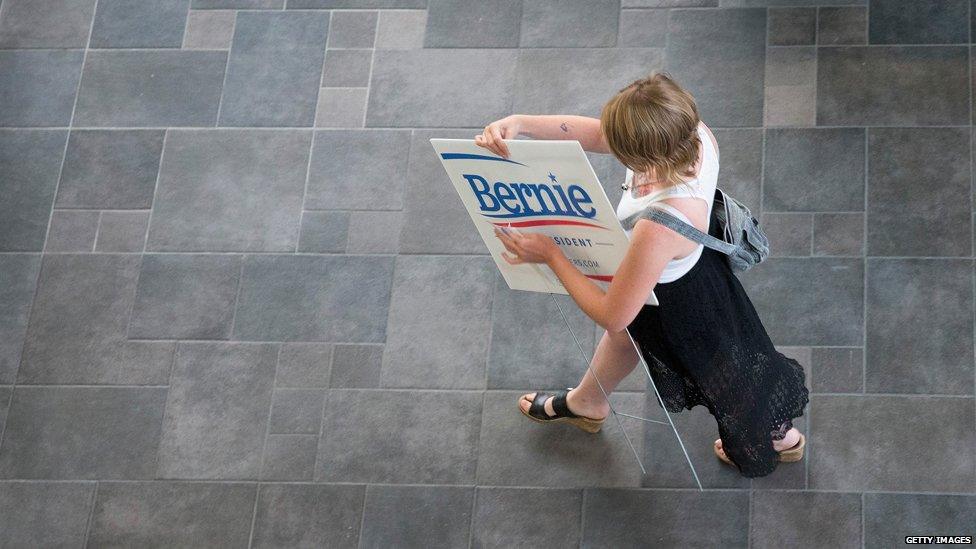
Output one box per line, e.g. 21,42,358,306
547,172,557,183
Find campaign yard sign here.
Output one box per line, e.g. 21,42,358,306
430,138,658,306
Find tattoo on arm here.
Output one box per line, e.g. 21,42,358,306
560,122,569,133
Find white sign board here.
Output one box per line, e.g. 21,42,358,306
430,138,658,306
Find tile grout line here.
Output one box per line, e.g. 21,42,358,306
860,491,865,549
296,129,316,252
91,211,103,252
6,385,972,397
247,343,282,548
5,124,976,131
357,484,369,549
13,251,969,259
151,342,181,480
118,252,147,374
466,483,477,549
578,488,586,548
863,128,868,396
227,256,247,340
246,483,262,549
359,12,380,128
0,479,971,495
82,480,99,547
747,486,753,549
213,10,237,126
140,129,168,254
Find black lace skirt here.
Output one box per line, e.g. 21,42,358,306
626,214,811,478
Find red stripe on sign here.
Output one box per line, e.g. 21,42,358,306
585,274,613,282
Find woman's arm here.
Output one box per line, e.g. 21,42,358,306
518,114,611,154
545,220,684,332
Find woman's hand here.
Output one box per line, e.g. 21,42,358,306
493,226,562,265
475,115,522,158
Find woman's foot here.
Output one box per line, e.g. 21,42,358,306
518,387,610,421
715,427,802,454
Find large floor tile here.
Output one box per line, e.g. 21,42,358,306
867,0,969,44
488,272,596,390
763,128,865,212
219,11,328,127
581,488,750,546
147,130,310,252
866,258,974,394
88,482,256,547
0,255,41,384
711,128,763,211
520,0,620,47
315,389,483,484
305,129,411,210
74,50,226,127
0,130,67,251
867,128,971,257
751,491,861,548
477,390,645,487
0,387,167,479
19,254,174,384
513,48,665,119
640,403,758,489
817,46,969,125
863,493,976,549
0,481,95,548
155,343,276,480
424,0,521,48
360,485,474,549
666,8,766,127
808,395,976,492
0,0,96,48
288,0,424,6
471,487,582,548
398,128,492,254
366,49,517,127
737,257,864,347
0,50,82,126
196,0,282,6
252,484,364,549
90,0,190,48
381,255,494,389
721,0,863,4
129,254,243,340
234,255,394,342
55,130,165,210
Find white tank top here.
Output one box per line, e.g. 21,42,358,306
615,123,720,293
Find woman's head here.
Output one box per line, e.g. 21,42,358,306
600,71,701,189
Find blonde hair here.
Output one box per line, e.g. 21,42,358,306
600,71,701,190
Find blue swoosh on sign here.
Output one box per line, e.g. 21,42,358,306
440,152,528,167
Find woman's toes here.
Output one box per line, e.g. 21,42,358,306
519,392,537,414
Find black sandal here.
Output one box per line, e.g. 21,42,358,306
518,386,607,434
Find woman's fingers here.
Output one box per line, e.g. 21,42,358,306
488,125,509,158
500,251,523,265
483,125,496,155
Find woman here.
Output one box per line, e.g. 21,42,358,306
475,72,810,478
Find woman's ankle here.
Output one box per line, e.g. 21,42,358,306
567,387,611,417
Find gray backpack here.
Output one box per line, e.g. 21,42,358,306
619,187,770,274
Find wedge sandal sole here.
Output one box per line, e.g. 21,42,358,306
714,433,805,465
518,394,606,434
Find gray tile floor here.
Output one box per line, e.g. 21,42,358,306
0,0,974,547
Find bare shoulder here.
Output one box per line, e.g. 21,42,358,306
630,214,687,255
699,121,719,157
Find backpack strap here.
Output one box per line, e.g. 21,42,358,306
620,205,738,256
